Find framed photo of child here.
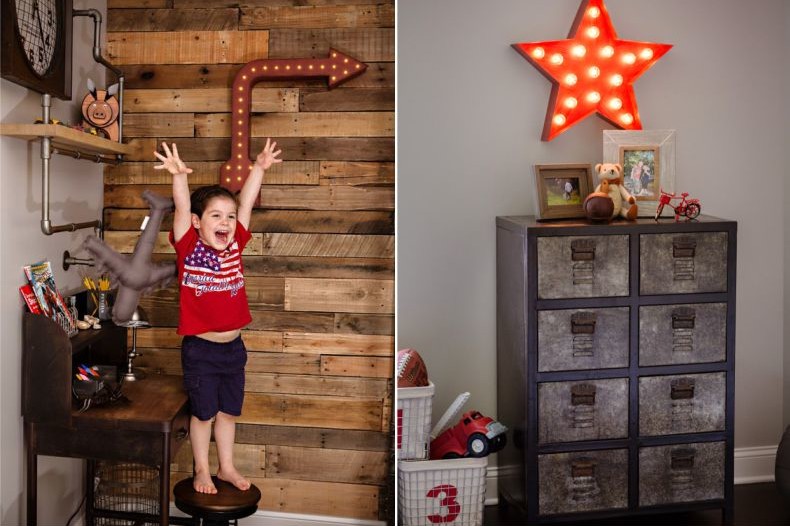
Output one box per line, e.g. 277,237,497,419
603,130,676,216
533,164,593,221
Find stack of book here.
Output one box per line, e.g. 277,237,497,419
20,261,77,335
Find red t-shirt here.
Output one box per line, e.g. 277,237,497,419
169,224,252,335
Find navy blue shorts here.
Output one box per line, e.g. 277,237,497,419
181,335,247,421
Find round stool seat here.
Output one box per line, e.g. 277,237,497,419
174,477,261,523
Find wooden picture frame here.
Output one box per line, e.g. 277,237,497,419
603,130,676,217
533,163,593,221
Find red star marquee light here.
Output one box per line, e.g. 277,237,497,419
513,0,672,141
223,49,367,195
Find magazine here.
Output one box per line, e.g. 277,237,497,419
23,261,76,332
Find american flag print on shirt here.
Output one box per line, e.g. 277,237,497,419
182,239,245,297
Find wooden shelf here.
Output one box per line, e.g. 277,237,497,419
0,123,136,156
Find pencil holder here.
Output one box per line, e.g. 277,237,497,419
90,291,113,321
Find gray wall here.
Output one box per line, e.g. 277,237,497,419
0,2,107,523
398,0,787,451
784,0,790,428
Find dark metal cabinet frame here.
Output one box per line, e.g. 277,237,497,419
495,216,736,523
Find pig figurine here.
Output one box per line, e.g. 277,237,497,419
81,79,120,142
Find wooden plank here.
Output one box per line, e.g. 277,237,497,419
333,313,394,336
234,423,388,451
320,356,393,378
130,326,283,352
300,88,393,112
104,160,317,185
259,478,379,519
136,348,182,375
124,88,299,113
268,28,394,62
265,445,387,484
248,352,321,375
109,0,171,7
285,278,394,313
123,113,194,137
283,332,393,356
319,161,393,185
240,393,382,430
244,256,394,280
178,0,387,6
381,383,392,433
124,137,394,162
103,230,264,255
260,186,394,211
263,233,393,258
108,8,239,31
107,31,269,65
0,124,137,156
251,310,337,332
121,62,393,89
240,4,394,29
172,442,264,476
103,209,394,235
194,112,394,138
245,373,389,397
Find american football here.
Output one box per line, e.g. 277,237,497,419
397,348,429,388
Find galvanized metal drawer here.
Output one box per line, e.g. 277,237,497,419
639,303,727,366
537,235,630,299
538,448,628,515
638,373,726,436
639,441,725,506
538,378,629,444
538,307,630,372
639,232,728,295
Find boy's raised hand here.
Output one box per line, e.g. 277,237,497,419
254,138,283,171
153,142,193,176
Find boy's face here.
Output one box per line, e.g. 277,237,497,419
191,196,237,251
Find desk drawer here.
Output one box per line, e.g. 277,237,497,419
639,373,726,436
639,232,728,295
538,448,628,515
537,235,629,299
538,378,628,444
639,441,725,506
538,307,630,372
639,303,727,366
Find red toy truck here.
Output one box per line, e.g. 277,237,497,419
430,410,507,460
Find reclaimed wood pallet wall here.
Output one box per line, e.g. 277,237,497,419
105,0,394,520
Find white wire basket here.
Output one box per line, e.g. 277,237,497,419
397,381,435,460
398,457,488,526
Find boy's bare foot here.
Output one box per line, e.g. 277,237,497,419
193,471,217,494
217,467,251,491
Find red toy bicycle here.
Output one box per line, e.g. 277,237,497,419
655,189,701,221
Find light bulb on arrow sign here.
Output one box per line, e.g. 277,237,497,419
222,49,368,196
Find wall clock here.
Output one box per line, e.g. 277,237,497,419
1,0,73,100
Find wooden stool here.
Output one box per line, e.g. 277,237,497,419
173,477,261,526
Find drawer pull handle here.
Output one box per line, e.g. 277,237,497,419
672,307,696,329
175,428,189,440
571,312,597,334
670,448,696,492
670,378,696,399
670,448,696,470
673,236,697,258
569,457,600,504
571,383,596,406
571,239,596,261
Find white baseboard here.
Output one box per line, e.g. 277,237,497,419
170,506,385,526
484,445,778,505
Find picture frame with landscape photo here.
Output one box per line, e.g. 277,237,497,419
533,164,593,221
603,129,676,217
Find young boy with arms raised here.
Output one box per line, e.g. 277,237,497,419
154,139,282,494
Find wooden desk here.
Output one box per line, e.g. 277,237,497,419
23,313,189,525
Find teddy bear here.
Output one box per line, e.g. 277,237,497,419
594,163,638,220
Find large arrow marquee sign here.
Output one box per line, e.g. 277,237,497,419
222,49,368,193
513,0,672,141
